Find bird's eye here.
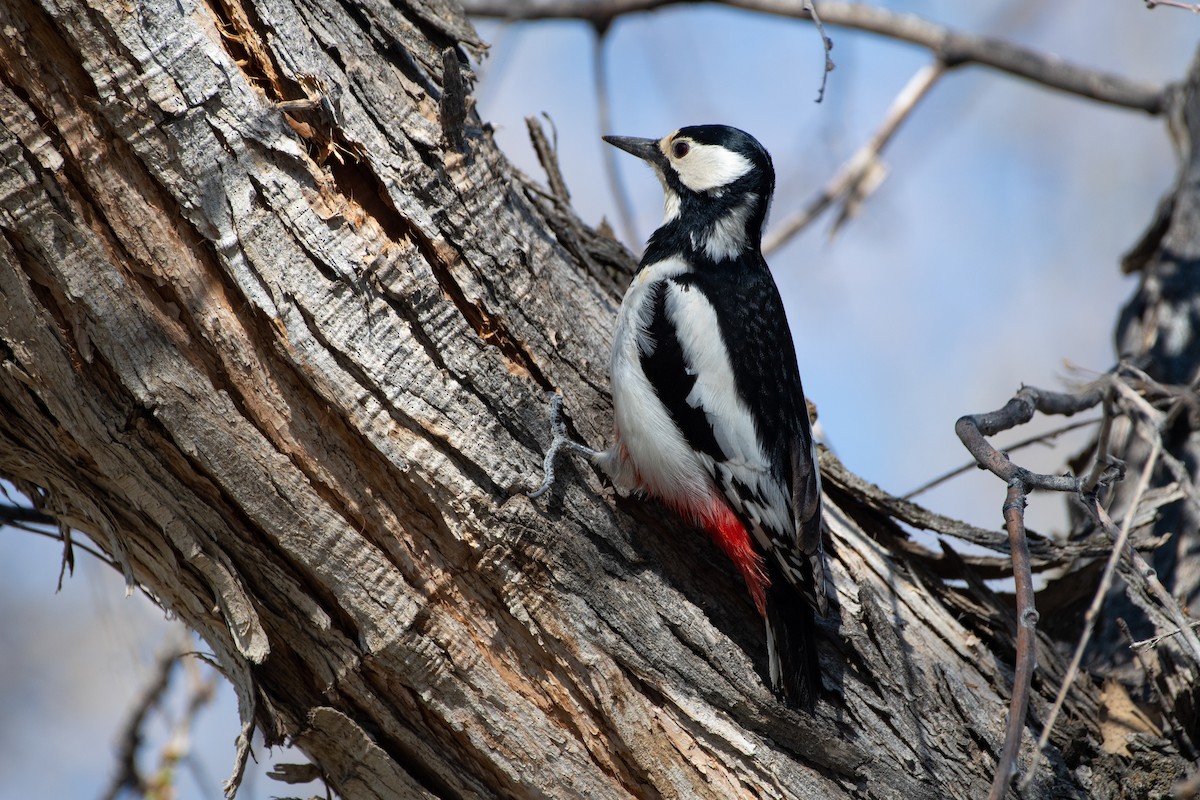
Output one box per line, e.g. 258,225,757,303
672,141,690,158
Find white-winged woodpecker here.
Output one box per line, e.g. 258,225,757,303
531,125,827,709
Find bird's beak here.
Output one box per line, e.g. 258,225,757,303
603,135,663,165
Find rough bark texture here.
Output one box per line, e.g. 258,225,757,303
0,0,1193,798
1096,48,1200,649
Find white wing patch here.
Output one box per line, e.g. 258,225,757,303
664,284,759,464
664,283,794,549
671,140,754,193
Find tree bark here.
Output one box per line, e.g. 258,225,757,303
1096,48,1200,647
0,0,1191,798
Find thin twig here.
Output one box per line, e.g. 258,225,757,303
1081,391,1117,495
101,643,186,800
0,498,77,587
803,1,835,103
822,451,1051,557
955,382,1112,493
903,416,1100,500
1130,620,1200,651
592,25,640,251
460,0,1166,114
1020,434,1162,791
763,61,944,253
1144,0,1200,11
4,518,119,571
154,656,220,797
0,501,56,525
1117,617,1198,760
988,480,1037,800
1095,498,1200,664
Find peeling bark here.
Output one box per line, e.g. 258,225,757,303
0,0,1193,798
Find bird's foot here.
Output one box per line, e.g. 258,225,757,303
529,392,601,498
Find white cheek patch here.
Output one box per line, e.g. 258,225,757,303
673,142,754,193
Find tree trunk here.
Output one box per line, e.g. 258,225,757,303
0,0,1191,797
1091,49,1200,655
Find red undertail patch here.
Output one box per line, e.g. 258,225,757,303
696,499,769,617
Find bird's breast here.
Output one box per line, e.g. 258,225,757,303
609,258,713,504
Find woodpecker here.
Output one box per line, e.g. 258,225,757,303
531,125,827,709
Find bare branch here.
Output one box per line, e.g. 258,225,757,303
101,643,186,800
987,481,1037,800
1081,391,1117,495
1117,618,1199,761
804,1,835,103
1129,619,1200,651
955,382,1113,493
764,61,944,253
0,501,55,526
1099,499,1200,663
955,376,1133,795
1021,432,1163,790
821,449,1051,557
903,416,1100,501
4,521,118,572
461,0,1166,114
1144,0,1200,12
593,27,640,250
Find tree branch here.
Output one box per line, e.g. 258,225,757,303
763,60,945,253
461,0,1167,113
1145,0,1200,11
955,377,1124,794
955,382,1114,492
1021,431,1162,790
803,0,834,103
902,416,1100,501
988,480,1036,800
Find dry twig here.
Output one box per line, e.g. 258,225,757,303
763,61,944,253
1021,431,1162,790
1144,0,1200,11
1129,620,1200,651
902,416,1100,501
460,0,1166,113
101,644,186,800
990,481,1037,800
1117,618,1198,760
954,380,1118,797
592,27,640,250
1096,499,1200,662
803,0,835,103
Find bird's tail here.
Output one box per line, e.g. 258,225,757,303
764,559,821,710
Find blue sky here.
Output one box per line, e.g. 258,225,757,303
2,3,1196,797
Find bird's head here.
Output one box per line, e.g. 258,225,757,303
604,125,775,262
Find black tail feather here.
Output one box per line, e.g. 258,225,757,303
764,560,821,710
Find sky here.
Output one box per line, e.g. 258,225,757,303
2,2,1197,798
